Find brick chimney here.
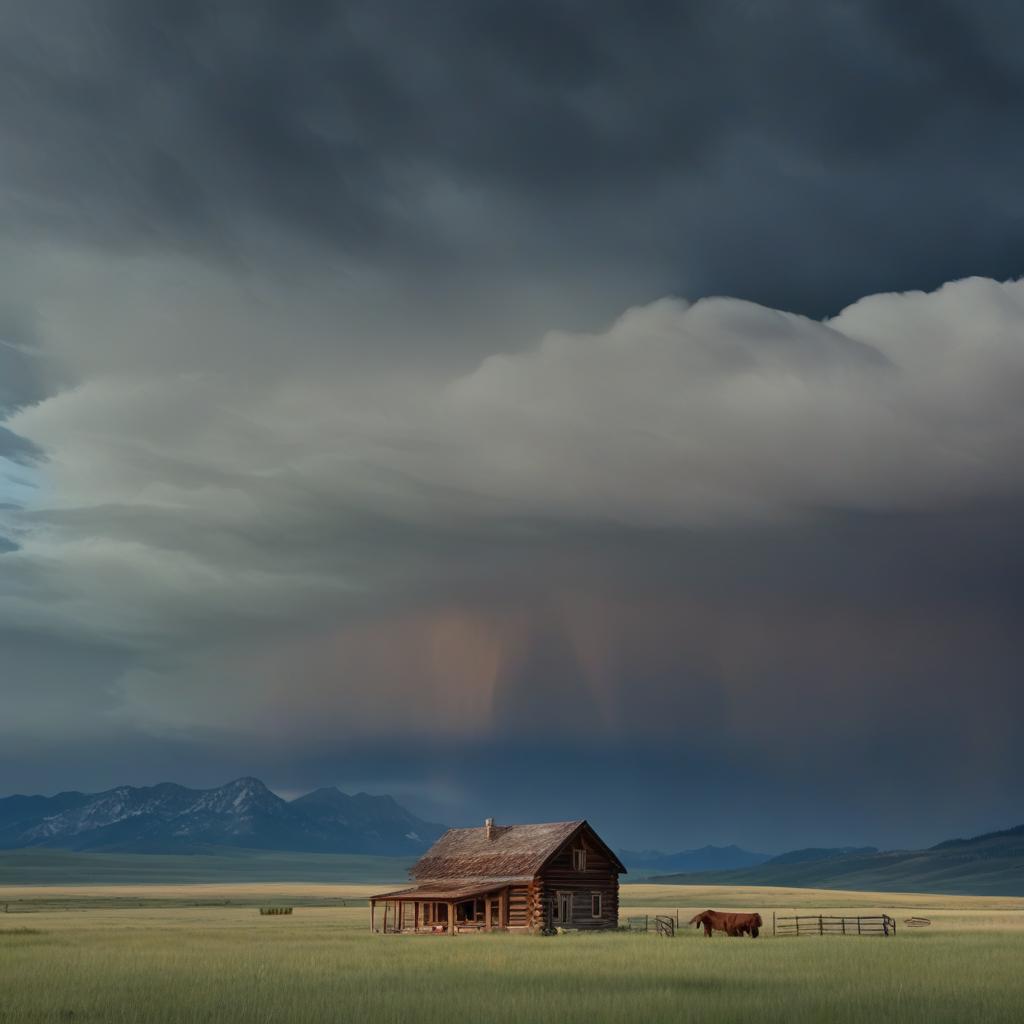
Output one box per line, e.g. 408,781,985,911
485,817,495,840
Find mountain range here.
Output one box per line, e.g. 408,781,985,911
619,844,772,873
6,778,1024,895
0,777,445,856
649,825,1024,895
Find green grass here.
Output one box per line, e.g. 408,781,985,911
2,887,1024,1023
1,913,1022,1024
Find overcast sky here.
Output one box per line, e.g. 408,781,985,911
2,1,1024,852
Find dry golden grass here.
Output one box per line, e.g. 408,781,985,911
0,881,380,905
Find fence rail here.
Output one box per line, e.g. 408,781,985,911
773,913,896,937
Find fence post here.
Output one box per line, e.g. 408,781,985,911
772,912,776,937
818,915,823,936
857,917,862,935
795,916,800,936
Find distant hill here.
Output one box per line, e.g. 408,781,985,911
0,778,445,856
0,847,410,886
649,824,1024,895
765,846,878,866
620,844,771,874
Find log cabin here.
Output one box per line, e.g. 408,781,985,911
369,818,625,934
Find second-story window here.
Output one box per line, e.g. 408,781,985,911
572,847,587,871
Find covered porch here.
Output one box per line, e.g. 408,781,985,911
369,880,511,934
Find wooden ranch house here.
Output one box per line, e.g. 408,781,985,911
370,818,625,934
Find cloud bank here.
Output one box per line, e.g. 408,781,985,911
2,273,1023,843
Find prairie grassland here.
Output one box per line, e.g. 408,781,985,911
0,882,383,912
2,884,1024,1023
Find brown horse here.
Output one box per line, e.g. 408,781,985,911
689,909,762,937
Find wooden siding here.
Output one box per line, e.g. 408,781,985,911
507,883,531,929
532,829,620,930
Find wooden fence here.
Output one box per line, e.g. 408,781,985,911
773,913,896,937
623,914,677,936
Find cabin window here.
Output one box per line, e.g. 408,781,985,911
591,893,602,918
572,847,587,871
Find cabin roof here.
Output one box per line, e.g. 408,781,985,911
369,877,531,902
409,818,626,880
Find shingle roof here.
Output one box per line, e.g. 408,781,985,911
409,819,625,880
369,877,530,902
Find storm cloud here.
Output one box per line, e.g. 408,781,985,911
2,1,1024,850
2,1,1024,316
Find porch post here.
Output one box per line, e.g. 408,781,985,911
370,899,376,933
383,901,389,933
485,893,492,932
499,888,506,928
448,901,456,936
414,902,420,932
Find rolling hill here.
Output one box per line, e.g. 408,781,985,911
0,846,411,885
649,824,1024,895
619,844,771,874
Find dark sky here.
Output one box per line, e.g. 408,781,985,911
2,1,1024,853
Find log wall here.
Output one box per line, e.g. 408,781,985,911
532,831,620,930
507,884,532,929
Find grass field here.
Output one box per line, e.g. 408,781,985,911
3,883,1024,1023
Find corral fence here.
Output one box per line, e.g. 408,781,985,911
623,914,677,937
654,915,675,937
773,913,896,937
